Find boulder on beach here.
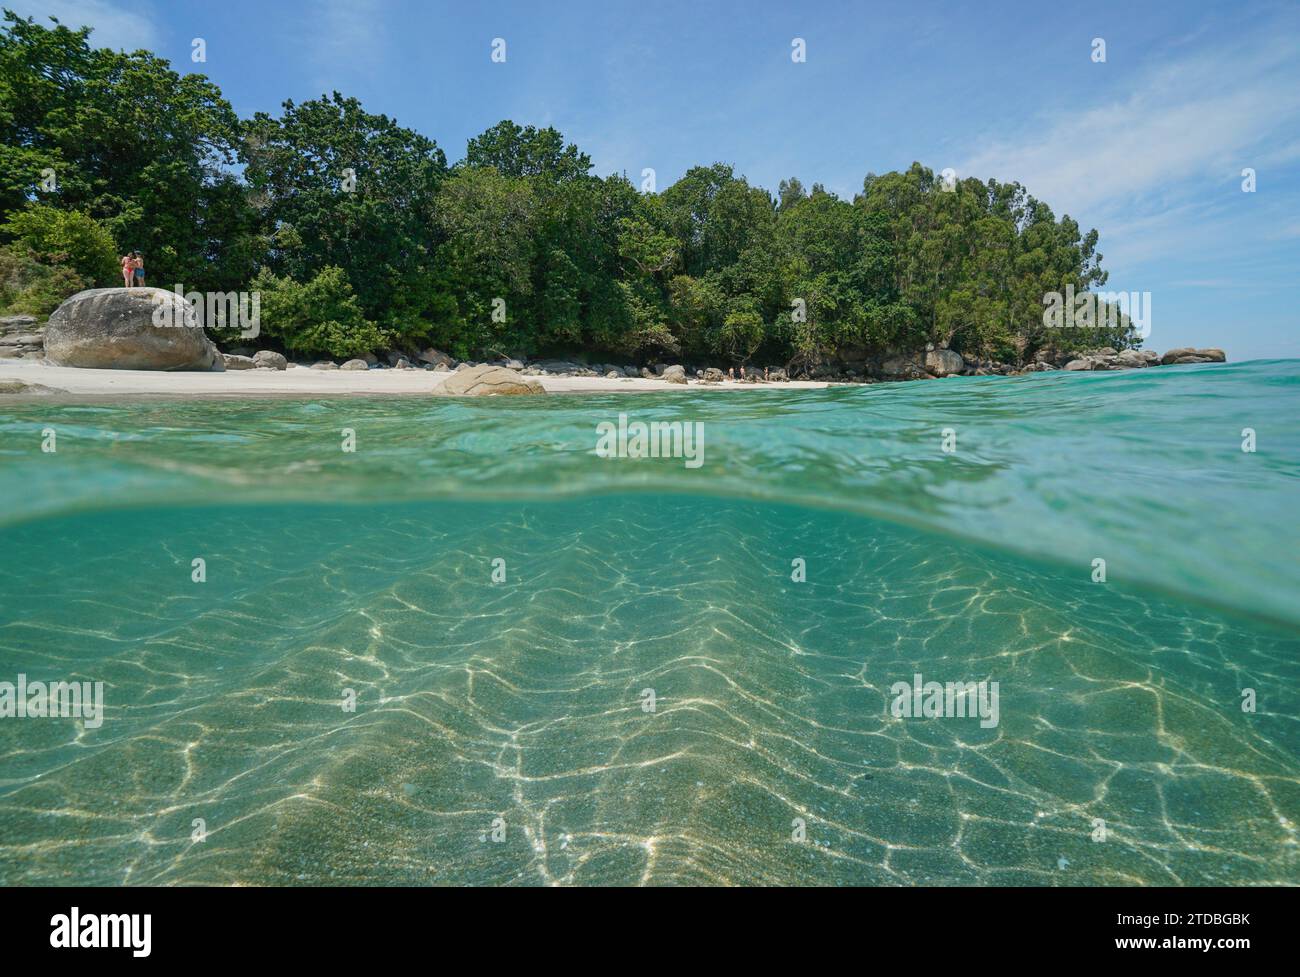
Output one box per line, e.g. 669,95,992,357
340,359,369,371
661,364,687,384
435,363,545,396
0,379,67,396
310,361,338,370
253,350,287,370
924,348,964,377
43,287,221,371
222,353,257,370
417,347,455,368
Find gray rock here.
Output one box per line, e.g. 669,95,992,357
222,353,258,370
434,363,545,396
0,315,38,328
606,370,622,379
432,363,451,372
340,359,369,371
0,379,66,395
924,348,964,377
661,364,687,384
0,333,43,346
701,367,726,382
1161,347,1226,365
881,353,923,376
253,350,288,370
1064,358,1094,371
640,367,655,379
417,347,455,368
44,287,221,370
395,358,414,369
310,361,339,370
1114,349,1149,369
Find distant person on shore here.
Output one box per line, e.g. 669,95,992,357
120,252,135,288
132,252,145,287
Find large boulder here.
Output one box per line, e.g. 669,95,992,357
1161,347,1226,365
253,350,287,370
924,348,964,377
0,379,67,396
44,287,221,370
435,363,545,396
417,347,455,368
661,364,687,384
1114,349,1150,369
340,359,369,371
880,353,926,378
222,353,257,370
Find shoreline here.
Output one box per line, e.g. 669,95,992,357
0,358,834,399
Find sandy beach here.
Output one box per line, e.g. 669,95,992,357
0,358,833,398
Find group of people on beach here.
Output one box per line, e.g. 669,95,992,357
119,251,145,287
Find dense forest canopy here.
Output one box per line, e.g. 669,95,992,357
0,12,1137,365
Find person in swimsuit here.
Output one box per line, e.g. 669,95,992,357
132,252,145,287
121,253,135,288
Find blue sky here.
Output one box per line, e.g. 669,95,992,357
15,0,1300,359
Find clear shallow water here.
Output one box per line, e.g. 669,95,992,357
0,360,1297,885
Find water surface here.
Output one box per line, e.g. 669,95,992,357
0,361,1296,884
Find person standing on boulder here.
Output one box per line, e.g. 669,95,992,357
132,252,145,287
121,252,135,288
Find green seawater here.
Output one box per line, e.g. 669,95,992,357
0,360,1297,885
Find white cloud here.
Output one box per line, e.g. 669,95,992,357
7,0,159,52
956,30,1300,221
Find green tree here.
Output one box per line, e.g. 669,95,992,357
0,11,249,293
243,92,449,342
252,265,388,359
2,203,116,283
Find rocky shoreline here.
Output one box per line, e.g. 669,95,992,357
209,340,1229,385
2,290,1229,397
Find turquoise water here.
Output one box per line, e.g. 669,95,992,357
0,360,1297,885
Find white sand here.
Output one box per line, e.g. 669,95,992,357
0,358,831,397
